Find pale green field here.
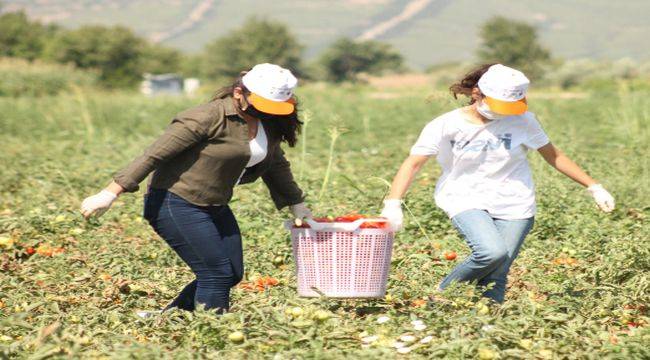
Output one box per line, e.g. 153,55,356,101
0,82,648,358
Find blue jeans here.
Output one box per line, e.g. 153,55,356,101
439,209,534,303
143,189,243,312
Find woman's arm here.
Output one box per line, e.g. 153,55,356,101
537,143,597,187
386,155,431,199
112,111,212,192
381,155,431,230
260,148,312,219
106,181,125,196
80,181,125,219
261,148,306,210
81,107,215,219
537,143,615,212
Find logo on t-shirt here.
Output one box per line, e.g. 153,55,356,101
450,133,512,152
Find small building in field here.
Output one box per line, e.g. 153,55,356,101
141,73,200,96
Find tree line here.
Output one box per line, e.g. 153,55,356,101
0,10,551,88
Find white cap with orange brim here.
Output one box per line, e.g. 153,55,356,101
242,63,297,116
478,64,530,115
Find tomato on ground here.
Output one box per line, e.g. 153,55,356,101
444,251,457,261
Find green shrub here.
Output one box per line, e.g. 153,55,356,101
318,38,405,82
542,58,650,89
477,17,551,80
140,43,184,75
0,58,97,97
202,17,303,80
44,25,146,88
0,11,58,61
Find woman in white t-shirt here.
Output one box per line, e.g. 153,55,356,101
380,64,615,303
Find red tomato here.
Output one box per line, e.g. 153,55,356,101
297,214,389,230
243,276,281,292
444,251,457,261
411,299,427,307
239,282,255,290
26,247,35,255
36,245,53,257
335,214,366,222
360,221,388,229
263,277,279,286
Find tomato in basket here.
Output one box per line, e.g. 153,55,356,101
292,216,333,229
292,213,389,229
360,220,389,229
336,213,388,229
334,213,366,222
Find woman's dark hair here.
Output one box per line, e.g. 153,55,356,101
449,63,497,104
212,72,302,147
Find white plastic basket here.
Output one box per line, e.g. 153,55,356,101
285,218,395,298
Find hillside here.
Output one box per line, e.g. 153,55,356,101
2,0,649,68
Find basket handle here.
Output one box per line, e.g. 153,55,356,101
284,218,388,231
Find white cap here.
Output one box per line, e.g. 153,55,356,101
242,63,297,115
478,64,529,101
477,64,530,115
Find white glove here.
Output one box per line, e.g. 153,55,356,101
81,190,117,219
290,203,312,220
380,199,403,231
587,184,615,213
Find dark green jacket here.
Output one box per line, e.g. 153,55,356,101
113,96,304,209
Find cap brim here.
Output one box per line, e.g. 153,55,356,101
248,93,295,115
484,96,528,115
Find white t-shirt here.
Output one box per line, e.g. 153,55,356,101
245,121,268,168
410,109,550,219
236,122,268,184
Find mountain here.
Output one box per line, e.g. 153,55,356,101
2,0,649,69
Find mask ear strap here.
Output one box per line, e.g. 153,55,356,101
470,87,483,104
240,93,251,111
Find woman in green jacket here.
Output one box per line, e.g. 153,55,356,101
80,63,312,313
